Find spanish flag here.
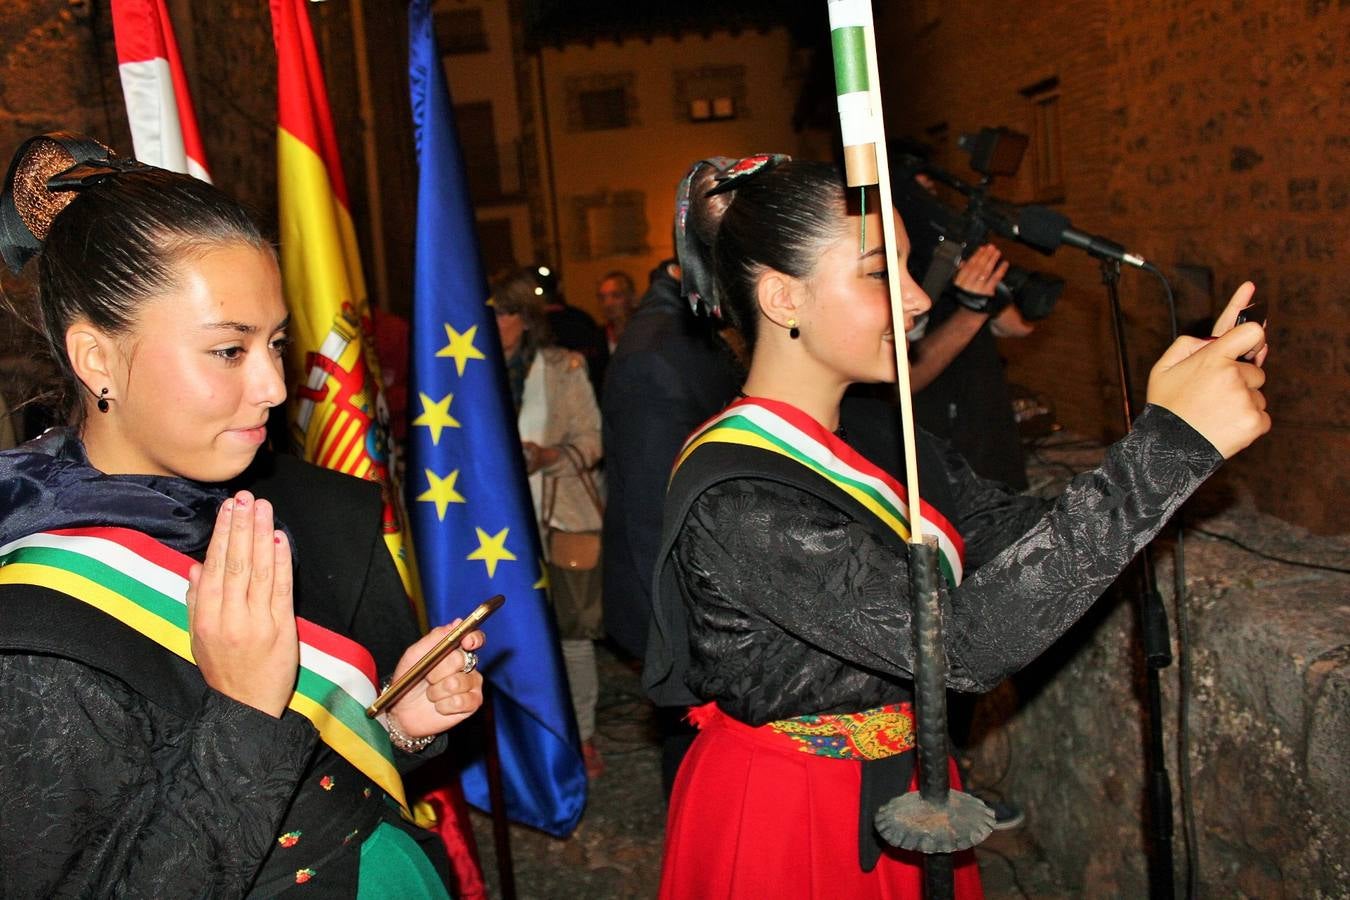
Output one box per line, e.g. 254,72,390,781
111,0,210,181
268,0,420,613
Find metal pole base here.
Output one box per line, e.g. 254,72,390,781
875,788,995,853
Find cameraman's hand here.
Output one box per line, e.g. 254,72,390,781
1146,282,1270,459
953,244,1010,298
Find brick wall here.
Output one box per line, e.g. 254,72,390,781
0,0,421,437
0,1,418,316
878,0,1350,533
1,1,129,424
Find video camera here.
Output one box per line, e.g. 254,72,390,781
893,127,1064,321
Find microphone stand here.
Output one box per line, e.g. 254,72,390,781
1100,259,1176,900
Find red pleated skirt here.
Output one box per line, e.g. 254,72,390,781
658,704,984,900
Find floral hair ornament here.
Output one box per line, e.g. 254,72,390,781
704,152,790,196
0,131,149,273
673,153,791,317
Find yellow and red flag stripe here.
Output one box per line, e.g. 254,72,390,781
268,0,422,621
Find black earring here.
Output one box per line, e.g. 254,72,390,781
788,318,800,340
97,387,110,413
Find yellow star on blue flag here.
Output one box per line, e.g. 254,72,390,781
436,322,486,376
411,392,461,444
466,526,516,578
415,468,465,521
407,0,585,839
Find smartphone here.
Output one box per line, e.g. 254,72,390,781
1235,302,1267,327
365,594,504,717
1234,302,1267,362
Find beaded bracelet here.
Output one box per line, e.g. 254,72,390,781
378,681,436,753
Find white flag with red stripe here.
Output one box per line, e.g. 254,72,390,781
112,0,211,182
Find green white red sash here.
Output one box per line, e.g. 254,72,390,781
0,526,408,811
675,397,965,586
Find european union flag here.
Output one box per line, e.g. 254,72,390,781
407,0,586,836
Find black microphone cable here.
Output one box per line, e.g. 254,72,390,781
1145,261,1197,900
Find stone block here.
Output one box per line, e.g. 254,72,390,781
969,450,1350,897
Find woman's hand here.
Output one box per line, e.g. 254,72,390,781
1146,282,1271,459
522,441,560,474
385,623,486,739
186,492,299,718
1208,280,1270,366
953,244,1010,298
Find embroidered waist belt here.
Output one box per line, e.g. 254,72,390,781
691,701,915,761
0,527,409,812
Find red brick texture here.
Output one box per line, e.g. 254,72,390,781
877,0,1349,533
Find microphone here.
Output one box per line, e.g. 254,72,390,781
1014,204,1149,269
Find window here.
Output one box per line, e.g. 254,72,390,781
1021,77,1064,202
579,87,629,130
435,8,488,55
565,73,637,132
568,191,647,260
454,101,502,203
675,65,747,123
476,218,516,281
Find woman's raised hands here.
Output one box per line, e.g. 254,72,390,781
1146,282,1271,459
186,492,299,718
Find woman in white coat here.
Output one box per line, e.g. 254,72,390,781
493,268,607,777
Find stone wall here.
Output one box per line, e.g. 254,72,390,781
877,0,1350,533
967,443,1350,896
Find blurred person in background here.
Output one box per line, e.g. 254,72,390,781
493,268,607,778
596,270,638,353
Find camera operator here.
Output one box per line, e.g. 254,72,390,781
901,182,1035,489
896,171,1035,831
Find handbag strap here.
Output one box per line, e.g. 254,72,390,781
540,460,560,530
558,443,605,517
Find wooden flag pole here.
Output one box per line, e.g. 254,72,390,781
827,5,994,897
827,0,924,541
480,687,518,900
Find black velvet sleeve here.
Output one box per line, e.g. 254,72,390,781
676,404,1222,720
941,439,1053,570
0,653,317,899
945,404,1220,688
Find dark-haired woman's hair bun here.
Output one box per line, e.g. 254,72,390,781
674,154,791,318
0,130,269,425
0,132,146,273
677,157,848,351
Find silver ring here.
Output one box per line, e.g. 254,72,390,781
461,650,478,675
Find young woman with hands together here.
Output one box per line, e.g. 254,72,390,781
0,132,481,898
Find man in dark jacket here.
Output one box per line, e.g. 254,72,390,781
601,258,740,794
